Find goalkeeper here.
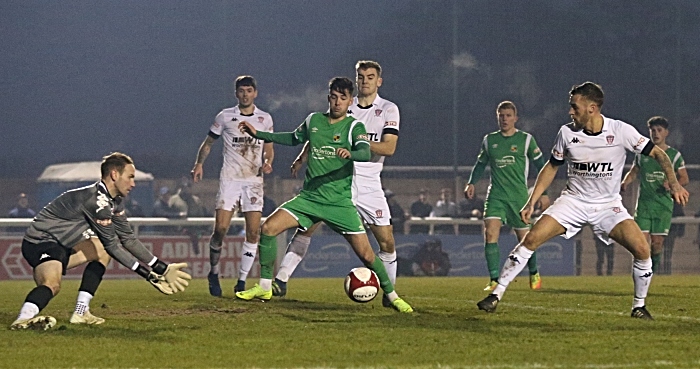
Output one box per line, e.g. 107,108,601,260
10,152,191,331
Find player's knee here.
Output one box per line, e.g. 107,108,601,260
246,227,261,243
213,225,229,240
484,228,500,242
44,282,61,296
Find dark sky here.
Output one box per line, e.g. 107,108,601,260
2,1,699,179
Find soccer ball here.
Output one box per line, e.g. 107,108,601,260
344,267,379,303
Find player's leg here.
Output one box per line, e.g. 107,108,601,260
206,208,235,296
69,238,110,325
367,223,396,307
649,212,671,273
235,197,309,301
11,241,67,330
507,198,541,289
607,219,654,319
483,218,502,290
477,214,566,313
273,222,322,297
234,210,263,292
515,227,541,289
343,232,412,313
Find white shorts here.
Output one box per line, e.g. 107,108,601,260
215,180,263,213
352,181,391,227
542,195,633,245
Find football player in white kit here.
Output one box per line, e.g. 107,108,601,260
272,60,402,308
191,75,274,296
476,82,689,319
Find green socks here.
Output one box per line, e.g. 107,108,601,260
258,234,277,279
366,256,394,294
485,243,500,280
651,253,661,274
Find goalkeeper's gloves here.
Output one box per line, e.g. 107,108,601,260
146,271,174,295
162,262,192,292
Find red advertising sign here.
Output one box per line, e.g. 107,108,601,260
0,236,258,280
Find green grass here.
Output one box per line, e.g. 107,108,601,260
1,275,700,368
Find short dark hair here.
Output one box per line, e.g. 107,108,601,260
235,75,257,90
329,77,354,96
101,152,134,178
570,82,604,108
647,116,669,129
497,100,518,115
355,60,382,77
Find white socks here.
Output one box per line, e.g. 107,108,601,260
17,302,39,321
492,244,534,299
378,251,397,286
74,291,93,315
276,234,311,282
632,258,653,308
238,241,258,282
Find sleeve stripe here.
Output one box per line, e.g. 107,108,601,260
208,131,220,139
672,152,682,168
382,127,399,136
549,156,565,166
641,141,654,156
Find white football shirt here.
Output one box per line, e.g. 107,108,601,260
551,115,650,203
209,105,274,182
348,95,400,181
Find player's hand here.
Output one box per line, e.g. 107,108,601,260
520,203,535,225
262,162,273,174
336,148,351,159
290,159,303,178
163,263,192,292
670,183,689,206
620,180,630,193
537,195,551,211
238,121,257,136
191,163,204,183
147,272,174,295
464,184,475,199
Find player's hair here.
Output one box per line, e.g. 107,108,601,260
497,101,518,115
647,116,669,129
101,152,134,178
235,75,257,90
329,77,354,96
570,82,604,108
355,60,382,77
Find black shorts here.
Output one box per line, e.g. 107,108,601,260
22,239,72,275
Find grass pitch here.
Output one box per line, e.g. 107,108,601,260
1,275,700,368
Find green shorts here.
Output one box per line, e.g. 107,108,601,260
280,195,366,234
635,205,672,235
484,196,529,230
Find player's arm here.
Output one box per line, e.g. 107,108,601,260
521,159,560,224
677,167,689,187
192,133,218,183
529,139,550,207
620,159,639,193
262,142,274,174
648,145,689,205
291,142,310,178
370,133,398,157
239,121,304,146
337,123,371,161
464,137,489,199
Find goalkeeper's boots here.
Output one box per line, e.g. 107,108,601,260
483,280,499,291
235,284,272,301
631,306,654,320
10,316,56,331
234,280,246,294
207,272,222,297
529,272,542,290
382,294,392,308
70,309,105,325
477,294,499,313
391,297,414,313
271,278,287,297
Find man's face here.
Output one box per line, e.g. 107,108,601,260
356,67,382,98
569,94,594,127
18,197,28,208
649,125,669,145
235,85,258,108
419,193,427,202
328,89,353,119
113,164,136,197
497,108,518,132
441,190,452,202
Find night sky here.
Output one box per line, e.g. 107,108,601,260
2,1,699,179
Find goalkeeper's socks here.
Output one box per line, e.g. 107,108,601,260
74,291,93,315
633,258,653,308
238,241,258,281
18,285,53,320
209,241,223,274
484,242,501,280
17,302,40,321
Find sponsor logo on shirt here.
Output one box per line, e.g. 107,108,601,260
495,156,516,168
356,134,369,141
645,171,666,182
366,133,380,142
311,146,337,160
96,193,110,213
571,162,614,178
229,118,237,122
385,121,398,127
311,127,319,133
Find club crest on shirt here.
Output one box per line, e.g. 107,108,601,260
258,116,265,124
375,109,382,117
510,145,518,152
333,134,341,142
606,135,614,145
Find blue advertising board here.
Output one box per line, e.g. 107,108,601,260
291,234,575,278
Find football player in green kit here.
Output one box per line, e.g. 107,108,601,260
464,101,549,291
621,116,688,273
235,77,413,313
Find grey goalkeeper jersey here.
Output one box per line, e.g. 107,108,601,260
24,181,155,271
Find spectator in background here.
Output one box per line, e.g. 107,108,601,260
411,238,451,276
123,195,145,217
595,238,615,276
431,188,458,234
8,193,36,218
152,186,184,218
169,178,209,254
409,188,432,234
384,189,406,234
457,193,484,235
